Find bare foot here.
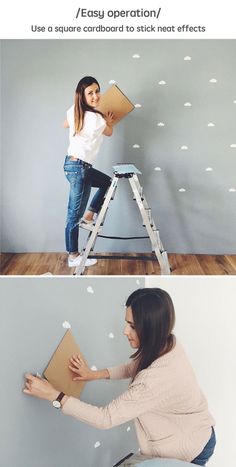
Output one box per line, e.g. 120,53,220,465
83,210,94,222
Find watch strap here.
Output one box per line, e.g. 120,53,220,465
52,391,65,408
56,392,65,403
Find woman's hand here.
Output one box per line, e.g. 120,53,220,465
69,355,97,381
103,112,114,136
23,373,60,402
104,111,114,127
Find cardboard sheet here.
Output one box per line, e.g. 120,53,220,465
97,84,134,125
44,329,86,398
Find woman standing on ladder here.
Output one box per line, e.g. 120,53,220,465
63,76,114,268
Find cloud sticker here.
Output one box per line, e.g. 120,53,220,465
181,145,188,150
132,54,140,58
157,122,165,126
179,188,186,192
134,103,142,108
158,80,166,85
133,144,140,148
87,286,94,294
62,321,71,329
154,167,162,171
94,441,101,448
184,56,192,61
184,102,192,107
109,79,117,84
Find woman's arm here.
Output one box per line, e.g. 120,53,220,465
103,111,114,137
63,118,69,128
23,369,156,430
62,377,155,429
69,355,136,381
69,355,110,381
103,125,113,136
108,361,137,380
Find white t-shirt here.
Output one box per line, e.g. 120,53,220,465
67,105,106,165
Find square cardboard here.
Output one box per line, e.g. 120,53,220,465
44,329,86,398
97,84,135,125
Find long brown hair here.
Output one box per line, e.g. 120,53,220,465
73,76,104,135
126,288,175,377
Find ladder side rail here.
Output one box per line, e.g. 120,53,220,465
129,175,170,274
132,175,158,220
129,175,161,248
74,176,119,275
129,176,163,261
132,175,163,248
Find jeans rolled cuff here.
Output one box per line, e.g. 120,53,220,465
87,206,98,213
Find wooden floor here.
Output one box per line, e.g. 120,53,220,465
1,252,236,275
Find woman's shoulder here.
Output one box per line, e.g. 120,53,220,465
151,338,185,367
137,339,184,376
133,340,187,386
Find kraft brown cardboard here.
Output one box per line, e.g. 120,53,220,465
44,329,86,398
97,84,134,125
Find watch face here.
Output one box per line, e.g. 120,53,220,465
52,400,61,409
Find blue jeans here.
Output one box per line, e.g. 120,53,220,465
191,428,216,466
64,156,111,253
116,428,216,466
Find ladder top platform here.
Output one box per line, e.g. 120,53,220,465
113,164,142,176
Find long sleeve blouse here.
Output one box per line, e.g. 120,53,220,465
62,340,215,462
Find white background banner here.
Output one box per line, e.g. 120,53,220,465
0,0,235,39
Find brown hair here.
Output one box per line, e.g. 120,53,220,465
126,288,175,377
73,76,104,135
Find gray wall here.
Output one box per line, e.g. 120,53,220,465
1,39,236,254
0,277,144,467
0,43,3,252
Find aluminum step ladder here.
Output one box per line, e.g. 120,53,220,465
74,164,170,275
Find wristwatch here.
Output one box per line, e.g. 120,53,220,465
52,392,65,409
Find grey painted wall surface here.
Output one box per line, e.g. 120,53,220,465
0,277,144,467
0,43,3,252
1,39,236,254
